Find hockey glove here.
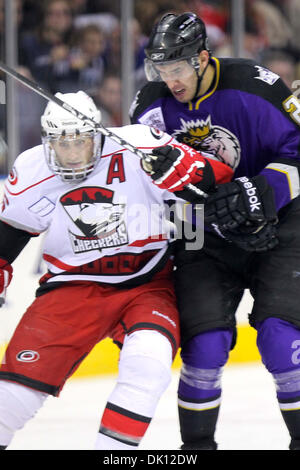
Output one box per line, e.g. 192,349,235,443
204,175,278,230
142,144,213,195
211,220,279,252
0,258,12,306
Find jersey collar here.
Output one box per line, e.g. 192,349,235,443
188,56,220,111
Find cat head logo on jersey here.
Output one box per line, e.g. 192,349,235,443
60,187,128,254
173,116,241,170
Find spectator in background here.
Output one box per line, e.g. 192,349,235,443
93,73,122,127
251,0,292,51
213,0,278,60
73,4,119,37
57,23,107,93
68,0,89,16
134,0,187,37
19,0,75,92
104,17,148,92
19,0,41,34
286,0,300,53
185,0,229,50
214,18,267,60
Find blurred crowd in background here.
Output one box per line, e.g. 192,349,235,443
0,0,300,167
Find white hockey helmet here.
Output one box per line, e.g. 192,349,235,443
41,91,102,182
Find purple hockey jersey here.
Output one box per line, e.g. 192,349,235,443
130,57,300,212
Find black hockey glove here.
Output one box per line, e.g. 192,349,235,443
211,220,279,252
204,175,278,230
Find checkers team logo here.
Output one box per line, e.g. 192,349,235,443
60,186,128,254
16,350,40,363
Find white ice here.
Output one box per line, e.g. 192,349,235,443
6,362,289,451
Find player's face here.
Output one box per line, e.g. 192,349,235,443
156,60,198,102
51,134,94,170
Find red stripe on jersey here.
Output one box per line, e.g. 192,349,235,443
101,407,150,439
4,175,56,196
129,234,168,247
43,250,160,275
71,251,159,275
43,253,75,270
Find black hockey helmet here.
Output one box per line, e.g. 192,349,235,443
144,12,209,81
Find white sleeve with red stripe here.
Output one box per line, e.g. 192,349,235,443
0,145,57,234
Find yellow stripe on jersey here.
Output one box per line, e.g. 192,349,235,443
188,57,221,111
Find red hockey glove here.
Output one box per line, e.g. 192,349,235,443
142,143,233,200
0,258,13,306
142,143,207,191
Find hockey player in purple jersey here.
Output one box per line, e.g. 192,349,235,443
131,12,300,450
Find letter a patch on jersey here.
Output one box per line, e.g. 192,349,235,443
60,186,128,254
106,154,126,184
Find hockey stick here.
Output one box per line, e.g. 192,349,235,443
0,60,207,198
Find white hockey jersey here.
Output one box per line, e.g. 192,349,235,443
0,124,185,287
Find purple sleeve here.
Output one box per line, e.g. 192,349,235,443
257,97,300,211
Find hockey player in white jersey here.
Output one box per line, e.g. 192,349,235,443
0,91,232,450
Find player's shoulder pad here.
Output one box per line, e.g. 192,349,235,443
129,82,171,123
218,57,293,112
6,144,52,191
111,124,173,152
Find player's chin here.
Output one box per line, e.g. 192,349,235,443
66,163,84,169
172,90,191,103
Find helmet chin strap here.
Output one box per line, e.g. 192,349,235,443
193,60,210,100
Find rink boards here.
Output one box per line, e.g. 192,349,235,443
73,321,261,378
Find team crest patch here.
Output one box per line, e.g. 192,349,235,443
254,65,279,85
8,166,18,185
60,186,128,254
137,107,166,131
150,127,164,139
173,116,241,170
17,350,40,362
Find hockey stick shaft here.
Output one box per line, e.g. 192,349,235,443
0,60,207,198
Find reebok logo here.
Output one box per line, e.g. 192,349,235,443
237,177,261,212
152,310,177,328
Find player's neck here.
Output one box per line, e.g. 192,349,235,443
197,62,215,97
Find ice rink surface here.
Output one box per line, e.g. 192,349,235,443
5,362,290,452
